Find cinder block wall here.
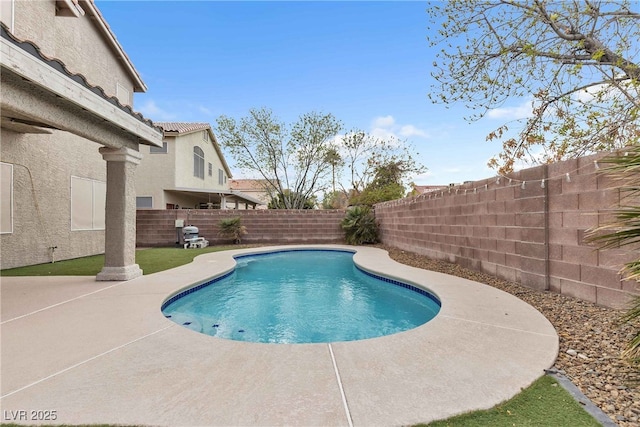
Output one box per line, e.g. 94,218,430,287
137,209,346,247
136,152,639,309
375,152,639,309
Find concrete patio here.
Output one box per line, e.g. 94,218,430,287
1,245,558,426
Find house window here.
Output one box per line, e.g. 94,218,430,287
218,168,224,185
150,141,168,154
193,146,205,179
203,130,209,141
136,197,153,208
0,162,13,234
208,162,213,176
71,176,106,231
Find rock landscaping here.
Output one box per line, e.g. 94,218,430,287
381,245,640,427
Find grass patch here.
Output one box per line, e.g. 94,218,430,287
0,246,245,277
419,375,600,427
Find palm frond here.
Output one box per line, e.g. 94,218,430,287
586,146,640,367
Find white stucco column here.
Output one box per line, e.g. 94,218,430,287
220,194,227,210
96,146,143,281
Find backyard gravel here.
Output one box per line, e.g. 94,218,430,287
379,245,640,427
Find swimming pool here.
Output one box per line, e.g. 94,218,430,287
162,249,441,343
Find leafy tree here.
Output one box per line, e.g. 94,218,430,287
321,190,350,209
427,1,640,174
340,130,426,199
587,146,640,366
351,182,405,206
324,147,343,194
216,108,342,209
406,182,421,197
350,160,412,205
268,189,317,209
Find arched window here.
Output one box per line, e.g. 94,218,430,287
193,146,205,179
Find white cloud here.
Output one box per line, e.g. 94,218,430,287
327,133,345,147
399,125,428,138
487,99,533,120
370,115,429,141
574,73,636,103
372,115,395,128
370,126,398,141
138,100,177,121
574,82,621,103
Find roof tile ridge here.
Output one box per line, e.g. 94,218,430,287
1,22,162,134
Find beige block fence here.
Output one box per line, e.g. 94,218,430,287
137,152,639,309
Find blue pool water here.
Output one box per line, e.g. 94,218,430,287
161,250,441,344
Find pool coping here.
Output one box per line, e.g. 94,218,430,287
0,244,559,426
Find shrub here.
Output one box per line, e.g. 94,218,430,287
341,205,378,245
218,217,248,244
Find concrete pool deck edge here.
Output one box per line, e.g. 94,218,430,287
1,244,559,426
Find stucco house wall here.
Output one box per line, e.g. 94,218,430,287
136,124,239,210
1,129,106,268
10,0,138,105
136,138,176,209
173,130,229,191
1,0,159,271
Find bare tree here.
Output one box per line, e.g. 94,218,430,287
427,0,640,173
216,108,342,209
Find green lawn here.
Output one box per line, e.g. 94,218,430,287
420,375,600,427
0,246,247,276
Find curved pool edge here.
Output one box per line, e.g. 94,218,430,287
0,244,558,426
225,245,560,424
162,245,558,348
161,246,442,343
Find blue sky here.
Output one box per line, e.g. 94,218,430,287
97,1,529,186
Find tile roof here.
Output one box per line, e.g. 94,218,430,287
155,122,211,134
230,179,271,191
0,23,160,132
413,185,448,194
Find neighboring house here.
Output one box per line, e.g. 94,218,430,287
0,0,163,280
410,184,449,195
136,122,263,210
229,179,276,209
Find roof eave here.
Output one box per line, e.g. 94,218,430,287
208,128,233,179
81,0,147,93
0,33,163,147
